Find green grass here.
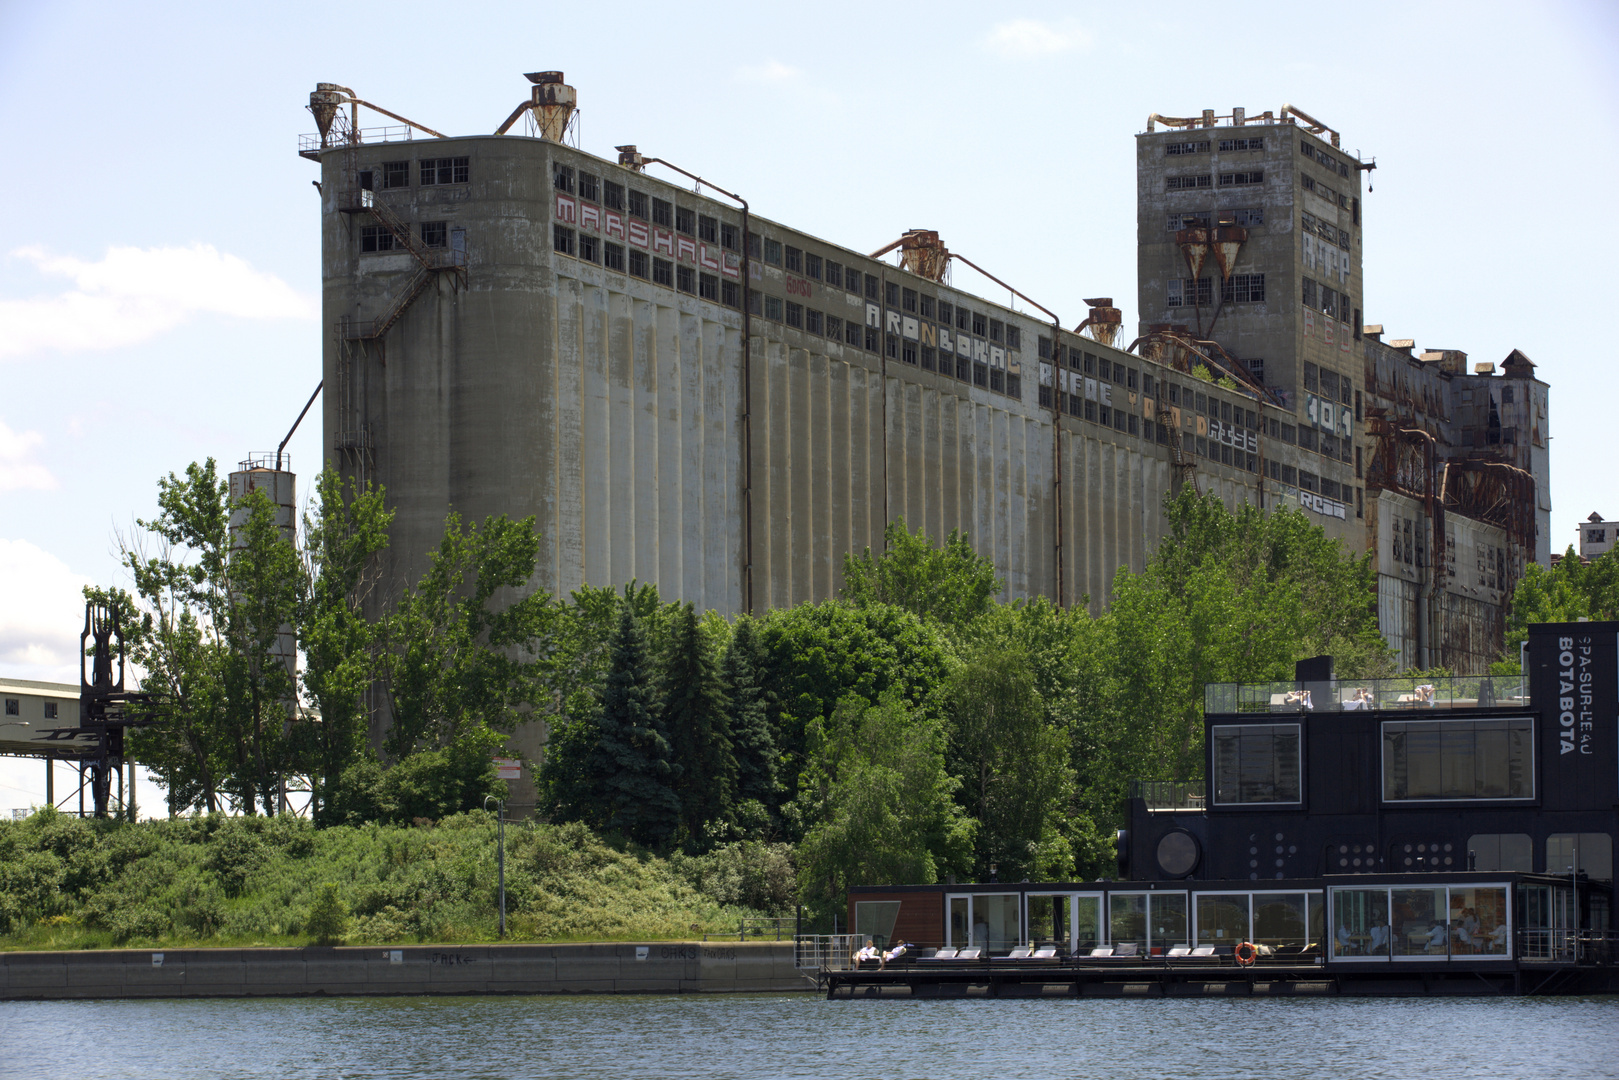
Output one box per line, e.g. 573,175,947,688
0,808,795,951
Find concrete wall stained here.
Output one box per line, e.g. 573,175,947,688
321,135,1257,629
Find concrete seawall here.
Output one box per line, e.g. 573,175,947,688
0,941,815,1000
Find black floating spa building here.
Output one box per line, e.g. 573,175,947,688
834,621,1616,995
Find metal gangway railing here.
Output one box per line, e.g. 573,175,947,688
794,934,866,974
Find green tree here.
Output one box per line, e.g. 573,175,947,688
537,582,677,824
298,469,393,825
662,603,735,845
579,607,681,846
1494,545,1619,673
795,692,974,921
757,601,951,807
841,518,1002,630
722,616,782,829
381,512,558,764
117,460,303,814
306,881,349,945
1102,489,1392,782
945,614,1077,882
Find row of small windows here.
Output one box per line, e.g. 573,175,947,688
552,213,1028,402
1167,171,1264,192
360,221,453,252
555,165,744,251
362,157,470,189
1301,172,1352,212
751,233,1027,353
1167,274,1266,307
1163,136,1265,156
1300,211,1351,250
749,292,1023,398
1037,391,1152,440
552,226,738,306
1269,464,1356,505
1166,208,1265,231
1300,139,1353,178
1034,351,1267,466
1037,340,1144,387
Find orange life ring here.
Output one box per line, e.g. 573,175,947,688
1234,941,1258,966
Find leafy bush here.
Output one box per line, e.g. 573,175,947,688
670,841,796,914
306,883,349,945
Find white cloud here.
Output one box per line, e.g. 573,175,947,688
984,18,1093,57
0,538,94,683
0,421,57,491
735,60,801,83
0,244,317,359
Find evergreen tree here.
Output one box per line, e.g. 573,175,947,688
662,603,735,845
584,607,680,846
724,616,781,822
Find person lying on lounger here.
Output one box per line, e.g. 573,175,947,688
878,940,910,969
852,941,880,964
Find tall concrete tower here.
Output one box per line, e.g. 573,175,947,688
1136,106,1368,546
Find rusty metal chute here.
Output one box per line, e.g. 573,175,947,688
1177,226,1210,281
494,71,577,141
1209,223,1248,281
868,230,952,284
303,84,447,154
1075,298,1121,347
868,230,1064,324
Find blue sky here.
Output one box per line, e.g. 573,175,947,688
1,1,1615,807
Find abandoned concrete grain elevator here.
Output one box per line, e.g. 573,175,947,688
302,78,1550,680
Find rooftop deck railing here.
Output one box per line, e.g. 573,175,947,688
298,125,420,156
1204,675,1528,716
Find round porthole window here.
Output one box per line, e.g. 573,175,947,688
1156,830,1201,878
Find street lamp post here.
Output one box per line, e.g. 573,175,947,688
484,795,505,939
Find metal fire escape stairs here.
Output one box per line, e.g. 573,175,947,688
332,179,467,488
1158,402,1199,494
338,189,467,342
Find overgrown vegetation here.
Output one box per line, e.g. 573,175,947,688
8,463,1392,943
0,807,791,950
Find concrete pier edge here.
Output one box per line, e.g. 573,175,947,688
0,940,815,1000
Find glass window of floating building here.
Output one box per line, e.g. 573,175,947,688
946,893,1020,951
1025,893,1104,953
1192,890,1325,952
1109,892,1190,955
1329,883,1512,961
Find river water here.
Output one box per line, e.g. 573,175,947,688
3,993,1617,1079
